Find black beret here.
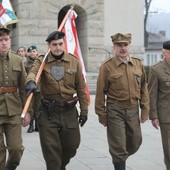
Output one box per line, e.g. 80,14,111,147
46,31,65,42
163,41,170,50
27,45,37,52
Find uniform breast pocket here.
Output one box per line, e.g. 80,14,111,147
133,71,142,88
12,66,22,85
64,68,77,86
109,73,124,90
160,77,170,89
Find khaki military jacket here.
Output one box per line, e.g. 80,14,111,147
0,50,27,116
26,52,88,115
148,60,170,123
95,55,149,120
24,56,35,73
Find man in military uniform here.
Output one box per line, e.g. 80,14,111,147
95,33,149,170
25,31,88,170
148,41,170,169
25,45,40,133
0,27,30,170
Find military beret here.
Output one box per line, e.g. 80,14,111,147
27,45,37,52
46,31,65,42
0,25,11,34
163,41,170,50
111,33,132,44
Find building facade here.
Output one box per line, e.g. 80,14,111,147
144,31,167,66
11,0,144,72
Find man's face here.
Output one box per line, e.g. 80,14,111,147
29,49,38,58
113,43,130,59
162,49,170,62
48,38,65,56
0,34,11,54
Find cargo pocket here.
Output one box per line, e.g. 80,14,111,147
60,119,80,148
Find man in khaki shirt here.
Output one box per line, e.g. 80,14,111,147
0,26,30,170
148,41,170,169
95,33,149,170
25,31,88,170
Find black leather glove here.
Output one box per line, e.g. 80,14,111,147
79,115,87,127
25,80,37,95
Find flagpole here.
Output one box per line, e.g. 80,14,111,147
21,4,75,118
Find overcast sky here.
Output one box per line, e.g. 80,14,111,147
150,0,170,13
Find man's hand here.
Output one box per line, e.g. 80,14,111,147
21,112,31,127
79,115,87,127
151,119,160,130
25,80,37,95
98,114,107,127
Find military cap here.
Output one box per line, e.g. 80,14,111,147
111,33,132,44
0,25,11,34
163,41,170,50
27,45,37,52
46,31,65,42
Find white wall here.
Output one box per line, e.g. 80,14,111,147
104,0,144,54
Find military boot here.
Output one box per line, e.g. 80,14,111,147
114,161,126,170
27,118,34,133
6,162,17,170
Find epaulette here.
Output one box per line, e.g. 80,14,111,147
38,53,45,57
11,50,22,59
37,54,45,60
68,53,77,58
131,56,141,61
152,61,162,67
102,58,112,65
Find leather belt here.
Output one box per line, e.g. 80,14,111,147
0,87,18,94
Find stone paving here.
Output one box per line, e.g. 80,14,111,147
18,95,165,170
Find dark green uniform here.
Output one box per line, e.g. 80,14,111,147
26,52,88,170
148,60,170,169
25,56,41,132
95,56,149,163
0,50,27,169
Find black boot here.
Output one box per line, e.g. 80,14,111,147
27,118,34,133
6,162,17,170
114,161,126,170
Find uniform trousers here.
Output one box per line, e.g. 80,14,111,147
38,105,80,170
0,115,24,170
160,123,170,170
106,103,142,163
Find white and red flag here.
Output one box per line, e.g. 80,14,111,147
0,0,18,26
62,10,90,103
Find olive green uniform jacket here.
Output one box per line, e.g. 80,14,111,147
148,58,170,169
95,55,149,120
26,52,88,115
148,60,170,123
0,50,27,116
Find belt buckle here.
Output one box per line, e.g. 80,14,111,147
0,87,4,94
